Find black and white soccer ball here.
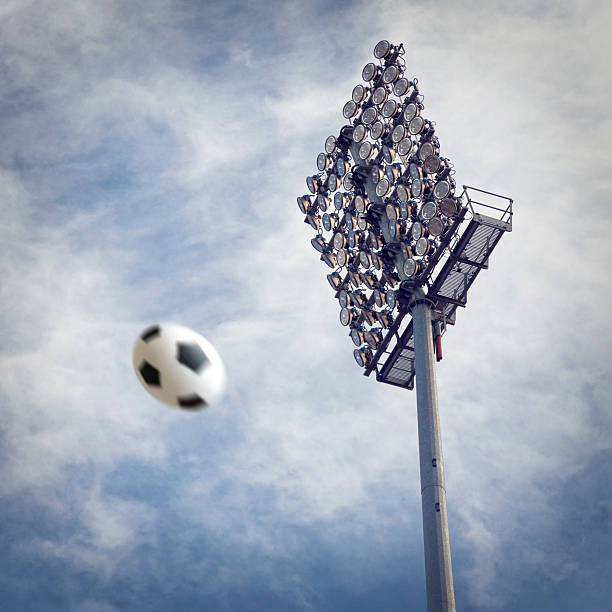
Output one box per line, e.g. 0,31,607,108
133,323,226,410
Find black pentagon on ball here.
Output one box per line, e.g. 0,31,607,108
176,342,209,373
139,360,160,386
140,325,161,342
177,393,207,410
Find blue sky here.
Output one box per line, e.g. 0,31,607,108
1,1,611,610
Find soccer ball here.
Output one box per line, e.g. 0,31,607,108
132,323,226,410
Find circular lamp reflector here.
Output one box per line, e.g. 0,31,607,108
353,348,370,367
306,176,318,193
350,328,364,347
409,162,422,181
354,194,367,213
340,307,353,326
370,165,383,184
345,214,355,231
336,158,347,177
423,154,441,175
411,178,423,198
439,198,458,217
376,177,390,197
393,77,410,97
368,232,382,250
388,219,399,239
399,201,410,220
382,65,399,84
372,86,388,105
297,195,310,214
409,116,425,135
322,213,336,232
359,250,372,269
396,183,409,202
382,145,395,164
386,203,399,220
352,124,367,142
333,232,346,250
357,214,367,231
336,248,348,267
306,213,320,230
321,252,336,268
433,180,451,199
370,120,385,140
421,201,437,220
387,290,397,309
372,253,382,270
403,103,418,122
397,137,413,157
411,221,423,240
362,106,377,125
428,217,445,237
382,99,398,118
338,289,349,308
317,152,329,171
343,100,358,119
327,174,338,192
374,40,391,59
352,84,366,103
334,192,346,210
385,164,400,183
419,141,435,161
403,258,418,277
316,194,329,211
392,124,406,143
342,173,354,190
359,140,373,160
363,271,377,288
362,62,377,82
415,236,430,256
325,135,337,154
400,241,412,259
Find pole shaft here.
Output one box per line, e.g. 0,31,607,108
411,290,456,612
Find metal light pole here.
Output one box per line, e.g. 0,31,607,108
297,39,512,611
410,287,455,611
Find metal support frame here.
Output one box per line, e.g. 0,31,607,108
410,287,455,612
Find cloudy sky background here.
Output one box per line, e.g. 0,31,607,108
1,1,611,610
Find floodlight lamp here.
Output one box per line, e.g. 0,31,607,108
359,250,372,269
370,165,383,184
317,194,330,211
362,62,378,82
403,103,418,122
364,329,382,349
334,192,347,210
409,115,425,135
333,232,346,250
350,290,367,308
325,135,337,154
353,347,372,368
376,310,393,328
418,141,435,161
354,194,367,213
371,252,383,270
388,219,400,239
352,84,367,103
421,201,437,220
297,195,311,214
336,248,348,267
385,164,401,183
306,175,319,194
322,212,337,232
391,124,406,144
361,106,378,125
423,154,441,175
362,308,378,326
373,288,385,308
305,212,321,230
338,288,349,308
352,124,367,143
311,235,328,253
368,231,382,250
374,40,391,59
397,137,413,157
398,200,410,220
382,145,395,164
370,120,385,141
358,140,374,161
340,307,355,326
400,241,412,259
356,214,368,231
382,99,398,118
393,77,410,97
347,230,360,249
439,197,458,218
433,179,451,200
415,236,430,256
343,100,359,119
318,153,332,172
411,177,423,198
402,257,418,277
382,64,399,84
321,252,337,268
386,203,399,220
411,221,423,240
350,327,364,347
427,216,445,237
336,158,348,177
396,183,410,203
386,289,397,309
382,270,400,287
342,173,354,190
376,177,391,197
327,271,343,290
372,86,388,106
363,271,377,289
345,213,356,231
327,173,338,192
409,162,423,181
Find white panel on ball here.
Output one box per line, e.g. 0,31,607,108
132,323,226,410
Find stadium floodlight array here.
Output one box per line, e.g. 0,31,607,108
297,40,513,612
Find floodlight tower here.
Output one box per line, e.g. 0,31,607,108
297,40,512,612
